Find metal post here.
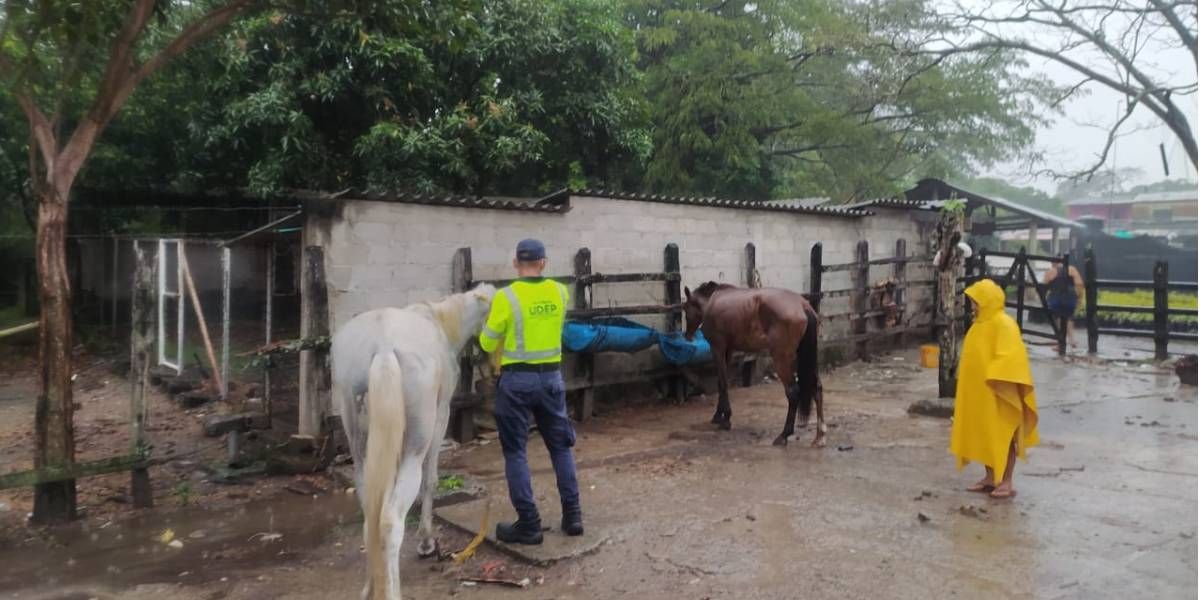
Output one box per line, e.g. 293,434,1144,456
1154,261,1169,360
894,239,907,344
110,238,119,330
221,246,231,399
1015,247,1027,331
1084,247,1098,354
264,241,275,421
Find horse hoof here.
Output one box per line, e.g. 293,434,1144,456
772,435,788,447
417,538,439,558
717,420,732,431
710,415,724,425
811,437,827,448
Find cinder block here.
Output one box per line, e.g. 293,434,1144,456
351,222,393,244
348,266,392,290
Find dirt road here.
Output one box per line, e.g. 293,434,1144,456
2,342,1195,600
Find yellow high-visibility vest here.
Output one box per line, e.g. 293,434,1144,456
479,278,569,366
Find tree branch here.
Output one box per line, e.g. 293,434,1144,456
1147,0,1198,63
56,0,254,193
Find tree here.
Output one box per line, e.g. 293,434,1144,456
0,0,254,523
624,0,1052,200
126,0,647,198
930,0,1198,177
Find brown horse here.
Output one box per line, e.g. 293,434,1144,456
683,282,825,447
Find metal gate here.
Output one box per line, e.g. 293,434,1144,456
157,239,185,373
968,247,1070,354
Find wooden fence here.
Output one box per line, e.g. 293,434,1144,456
446,240,938,441
965,246,1197,360
1083,248,1197,360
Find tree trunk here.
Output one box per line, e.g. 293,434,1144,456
936,211,964,399
32,186,76,524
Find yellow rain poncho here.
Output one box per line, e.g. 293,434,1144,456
950,279,1039,484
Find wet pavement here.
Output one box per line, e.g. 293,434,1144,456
1,337,1195,599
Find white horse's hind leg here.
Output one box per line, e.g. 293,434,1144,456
384,457,424,600
417,388,453,558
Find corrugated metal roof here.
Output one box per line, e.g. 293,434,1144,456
571,189,870,217
844,198,935,211
299,188,571,213
906,179,1084,229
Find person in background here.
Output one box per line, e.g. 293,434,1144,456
950,278,1040,500
1043,262,1085,352
478,239,583,545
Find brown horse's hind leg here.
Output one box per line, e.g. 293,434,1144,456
810,377,826,448
711,345,732,430
772,351,798,446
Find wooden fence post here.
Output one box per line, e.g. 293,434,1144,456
129,243,154,508
574,248,595,421
664,244,685,403
1084,247,1098,354
741,242,757,386
450,247,477,442
809,243,823,314
935,210,964,398
298,246,331,439
1154,260,1169,360
852,241,869,361
1014,247,1027,331
894,239,907,346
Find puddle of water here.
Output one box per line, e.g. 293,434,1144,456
0,491,361,593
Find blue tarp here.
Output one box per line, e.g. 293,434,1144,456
657,330,713,366
561,319,712,366
562,318,658,353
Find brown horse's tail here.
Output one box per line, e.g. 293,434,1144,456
793,308,820,421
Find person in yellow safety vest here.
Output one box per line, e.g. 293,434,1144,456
479,239,582,545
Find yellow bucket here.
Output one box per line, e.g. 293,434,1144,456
920,344,939,369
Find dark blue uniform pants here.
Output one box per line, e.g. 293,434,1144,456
494,369,580,523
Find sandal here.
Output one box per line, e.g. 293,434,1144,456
989,488,1017,499
967,481,995,493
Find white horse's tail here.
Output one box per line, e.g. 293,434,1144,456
364,351,405,600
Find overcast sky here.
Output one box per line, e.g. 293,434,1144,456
965,2,1198,195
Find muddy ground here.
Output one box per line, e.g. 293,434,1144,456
0,338,1195,600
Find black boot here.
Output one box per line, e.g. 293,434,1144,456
561,509,584,536
496,519,543,545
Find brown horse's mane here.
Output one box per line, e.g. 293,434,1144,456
692,281,736,300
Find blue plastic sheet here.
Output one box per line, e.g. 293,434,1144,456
562,318,658,354
658,330,713,366
561,319,712,366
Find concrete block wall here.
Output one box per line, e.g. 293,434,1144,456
306,197,934,340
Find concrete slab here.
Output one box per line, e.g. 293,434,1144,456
435,496,609,566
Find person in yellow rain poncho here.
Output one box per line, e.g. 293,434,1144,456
950,278,1039,499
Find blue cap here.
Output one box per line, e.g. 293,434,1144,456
516,239,546,262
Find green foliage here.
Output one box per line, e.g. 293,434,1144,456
173,481,193,507
625,0,1051,200
121,0,649,197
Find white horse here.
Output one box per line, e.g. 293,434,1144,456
331,284,496,600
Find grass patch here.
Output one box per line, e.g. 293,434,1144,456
1096,290,1196,325
438,474,465,494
